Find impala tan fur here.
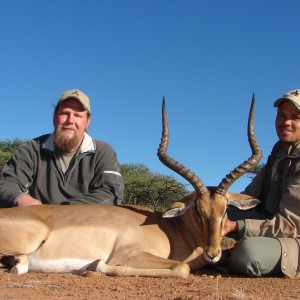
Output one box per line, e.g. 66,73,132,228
0,96,262,278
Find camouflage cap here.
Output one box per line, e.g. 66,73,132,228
57,89,90,113
274,89,300,110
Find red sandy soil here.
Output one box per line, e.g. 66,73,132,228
0,268,298,300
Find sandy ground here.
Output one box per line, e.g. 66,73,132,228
0,268,299,300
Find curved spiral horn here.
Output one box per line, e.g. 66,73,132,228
215,94,262,196
157,98,209,196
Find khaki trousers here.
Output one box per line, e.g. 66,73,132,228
226,207,282,277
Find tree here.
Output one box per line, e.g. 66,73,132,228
121,163,189,211
0,138,26,173
0,150,11,173
0,138,25,153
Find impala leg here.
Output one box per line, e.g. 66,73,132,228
88,252,190,278
0,209,50,275
10,255,30,275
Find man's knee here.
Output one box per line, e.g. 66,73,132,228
229,237,282,277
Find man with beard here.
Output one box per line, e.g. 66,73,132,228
0,89,124,206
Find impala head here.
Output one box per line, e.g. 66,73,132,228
157,95,262,264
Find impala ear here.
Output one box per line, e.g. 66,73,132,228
162,201,195,218
228,198,260,210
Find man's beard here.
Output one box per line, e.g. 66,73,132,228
54,128,80,153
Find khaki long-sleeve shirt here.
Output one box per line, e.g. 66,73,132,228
242,141,300,277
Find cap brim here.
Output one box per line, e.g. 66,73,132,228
274,98,300,110
274,98,284,107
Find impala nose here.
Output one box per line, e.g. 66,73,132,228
205,249,221,264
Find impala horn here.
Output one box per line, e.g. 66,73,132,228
157,98,209,196
215,94,262,196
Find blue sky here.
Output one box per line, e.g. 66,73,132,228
1,1,299,193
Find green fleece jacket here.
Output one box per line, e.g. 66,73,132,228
242,141,300,278
0,133,124,206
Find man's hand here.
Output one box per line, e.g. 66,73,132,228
15,194,42,206
222,219,238,236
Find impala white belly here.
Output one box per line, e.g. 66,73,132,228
28,256,93,273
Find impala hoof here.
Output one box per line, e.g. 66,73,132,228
87,259,101,271
10,265,28,275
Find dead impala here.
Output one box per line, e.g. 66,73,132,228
0,95,262,278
